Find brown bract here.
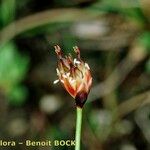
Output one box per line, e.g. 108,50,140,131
54,45,92,108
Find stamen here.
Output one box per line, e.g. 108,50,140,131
53,79,59,84
73,58,77,64
69,77,73,83
75,60,81,64
85,63,90,70
66,72,70,77
74,58,81,65
56,68,60,75
62,74,67,78
70,79,75,84
61,80,64,83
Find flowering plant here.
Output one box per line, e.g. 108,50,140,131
54,45,92,150
54,45,92,108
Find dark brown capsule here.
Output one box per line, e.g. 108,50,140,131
75,91,87,108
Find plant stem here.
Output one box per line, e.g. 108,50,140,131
75,107,82,150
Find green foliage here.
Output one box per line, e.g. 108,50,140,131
91,0,146,24
0,0,29,106
62,33,77,54
9,85,28,106
121,7,147,24
0,42,29,106
145,58,150,74
0,0,16,27
138,32,150,51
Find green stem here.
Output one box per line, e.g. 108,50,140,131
75,107,82,150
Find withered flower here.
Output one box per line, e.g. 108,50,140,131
54,45,92,108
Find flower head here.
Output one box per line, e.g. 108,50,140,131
54,45,92,108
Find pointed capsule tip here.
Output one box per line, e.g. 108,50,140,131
73,46,79,52
54,45,63,58
73,46,81,59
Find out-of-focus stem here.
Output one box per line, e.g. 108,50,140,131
103,51,118,111
0,8,99,48
117,90,150,118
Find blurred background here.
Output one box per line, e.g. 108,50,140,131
0,0,150,150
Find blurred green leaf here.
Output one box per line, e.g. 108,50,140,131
138,32,150,51
145,59,150,73
0,42,29,105
8,86,28,106
0,0,16,27
121,7,147,24
91,0,147,24
62,33,77,54
90,0,121,13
